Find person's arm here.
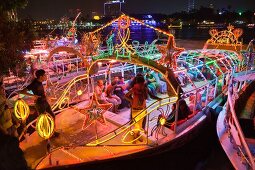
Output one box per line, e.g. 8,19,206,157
124,89,133,103
147,87,161,100
19,88,40,100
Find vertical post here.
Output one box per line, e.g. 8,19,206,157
47,139,52,166
214,77,218,98
134,65,137,75
62,60,64,77
193,90,197,114
174,86,180,133
76,59,79,73
87,76,90,99
91,78,95,93
121,63,124,77
205,84,210,106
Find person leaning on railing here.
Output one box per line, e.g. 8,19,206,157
125,73,161,141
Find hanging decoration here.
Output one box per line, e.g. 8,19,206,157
14,99,30,121
36,113,55,139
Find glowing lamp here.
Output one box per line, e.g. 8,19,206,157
93,16,100,20
14,99,30,121
77,90,83,96
36,113,55,139
110,60,116,63
159,117,166,126
97,62,102,66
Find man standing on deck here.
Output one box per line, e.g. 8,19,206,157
20,69,59,137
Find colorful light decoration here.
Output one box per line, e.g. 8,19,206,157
81,32,101,56
77,90,83,96
87,14,184,69
72,93,112,130
121,128,145,144
204,25,243,51
51,74,88,111
14,99,30,121
86,97,178,146
150,105,172,140
36,113,55,139
115,15,134,59
157,36,184,70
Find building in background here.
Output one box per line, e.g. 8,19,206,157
187,0,195,12
104,0,125,16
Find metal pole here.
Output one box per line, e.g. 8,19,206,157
174,86,180,133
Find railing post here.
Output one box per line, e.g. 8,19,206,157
174,86,180,133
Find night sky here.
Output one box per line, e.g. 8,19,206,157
20,0,255,19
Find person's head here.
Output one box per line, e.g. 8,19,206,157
35,69,47,82
179,99,190,113
97,80,104,86
119,76,124,83
135,74,145,84
111,80,117,86
114,76,119,82
130,72,135,79
172,103,176,111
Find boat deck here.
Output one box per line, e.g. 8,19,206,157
20,94,179,169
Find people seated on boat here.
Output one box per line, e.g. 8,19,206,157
105,81,122,113
201,85,215,102
144,69,158,96
150,70,167,94
0,81,18,137
165,99,191,128
125,74,161,140
187,68,199,81
126,72,136,91
201,65,213,80
94,79,108,104
189,92,203,111
113,78,130,109
175,73,187,87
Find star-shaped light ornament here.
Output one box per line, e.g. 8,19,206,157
157,36,184,70
72,93,113,130
227,25,234,31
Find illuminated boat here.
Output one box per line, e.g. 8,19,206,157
14,15,245,169
217,39,255,169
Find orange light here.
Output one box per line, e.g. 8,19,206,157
36,113,54,139
93,16,100,20
77,90,83,96
159,117,166,126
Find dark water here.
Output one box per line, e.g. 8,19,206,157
81,25,255,44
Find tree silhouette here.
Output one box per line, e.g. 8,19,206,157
0,0,34,77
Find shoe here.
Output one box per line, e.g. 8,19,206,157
51,132,60,138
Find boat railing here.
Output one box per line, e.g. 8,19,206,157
225,75,255,169
85,96,178,146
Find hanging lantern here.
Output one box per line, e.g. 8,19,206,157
36,113,55,139
14,99,30,121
